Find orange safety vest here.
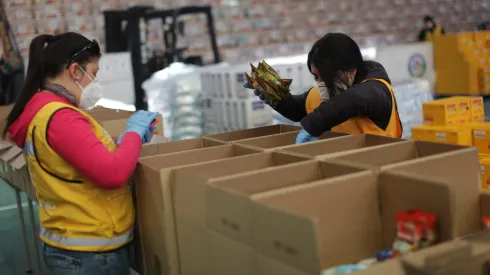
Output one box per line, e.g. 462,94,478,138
305,78,402,138
24,102,134,252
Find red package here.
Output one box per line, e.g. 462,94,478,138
392,210,437,257
483,217,490,228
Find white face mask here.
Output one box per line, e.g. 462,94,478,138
75,67,103,110
318,81,329,101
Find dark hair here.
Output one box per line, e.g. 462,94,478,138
424,15,434,23
3,32,101,137
307,33,367,97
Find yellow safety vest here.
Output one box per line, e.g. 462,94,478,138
305,78,403,138
24,102,134,252
424,25,443,42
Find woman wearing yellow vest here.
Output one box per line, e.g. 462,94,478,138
3,33,158,274
418,15,445,42
245,33,402,143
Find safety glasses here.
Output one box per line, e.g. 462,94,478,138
65,39,100,69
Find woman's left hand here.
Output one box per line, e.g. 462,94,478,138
296,129,319,144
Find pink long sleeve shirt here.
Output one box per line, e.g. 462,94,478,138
8,92,141,189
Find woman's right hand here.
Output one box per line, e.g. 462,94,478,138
116,110,159,145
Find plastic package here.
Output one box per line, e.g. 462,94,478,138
392,210,437,257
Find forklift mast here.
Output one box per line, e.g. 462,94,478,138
104,5,220,110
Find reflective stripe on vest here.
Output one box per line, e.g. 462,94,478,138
24,140,35,157
40,226,133,248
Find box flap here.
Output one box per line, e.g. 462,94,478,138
330,141,465,168
204,125,301,142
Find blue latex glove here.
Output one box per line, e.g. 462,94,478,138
296,129,319,144
243,82,275,106
116,110,159,145
142,125,157,144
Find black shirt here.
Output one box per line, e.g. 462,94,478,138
274,61,398,137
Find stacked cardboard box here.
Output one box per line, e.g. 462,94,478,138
434,31,490,95
128,124,490,275
411,96,490,191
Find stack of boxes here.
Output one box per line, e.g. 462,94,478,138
411,96,490,190
434,31,490,95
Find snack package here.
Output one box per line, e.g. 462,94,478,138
245,60,292,104
483,216,490,228
392,210,437,257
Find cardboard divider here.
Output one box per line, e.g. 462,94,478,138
277,134,405,158
328,140,468,170
134,144,262,275
203,124,301,143
233,131,348,151
140,137,225,157
172,151,311,275
384,149,481,240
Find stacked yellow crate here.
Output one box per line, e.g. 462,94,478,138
411,96,490,190
434,31,490,95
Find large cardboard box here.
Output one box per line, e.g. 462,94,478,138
135,144,262,275
411,125,473,146
384,148,481,243
248,167,482,274
422,97,471,125
328,140,467,170
203,124,301,143
278,134,405,158
206,160,368,246
233,131,348,151
173,152,311,275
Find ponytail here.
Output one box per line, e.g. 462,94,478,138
3,34,52,138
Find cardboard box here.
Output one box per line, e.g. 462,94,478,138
422,97,471,125
384,148,481,242
205,160,368,248
459,123,490,154
328,140,467,170
134,144,262,275
401,237,490,275
277,134,405,158
233,131,348,151
173,152,310,275
203,124,301,143
411,125,472,146
451,96,485,123
252,169,380,274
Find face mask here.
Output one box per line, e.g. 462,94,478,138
75,67,103,110
318,81,329,101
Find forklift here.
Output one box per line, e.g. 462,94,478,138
103,5,221,110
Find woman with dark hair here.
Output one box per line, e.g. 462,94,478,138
245,33,402,143
3,32,158,274
418,15,445,42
